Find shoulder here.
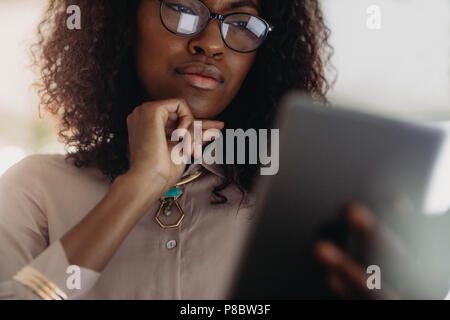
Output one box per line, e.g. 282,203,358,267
2,153,70,175
0,154,45,188
0,153,109,190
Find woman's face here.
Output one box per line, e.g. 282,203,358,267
136,0,260,119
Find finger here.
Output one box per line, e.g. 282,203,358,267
168,112,178,121
314,240,369,294
185,120,224,156
185,123,202,160
168,99,194,132
183,128,220,160
345,202,409,261
169,126,194,161
166,107,196,136
166,119,178,130
326,271,352,299
148,98,194,134
200,119,225,130
181,129,193,160
318,242,397,299
202,128,221,147
345,202,377,238
165,127,176,139
139,100,193,151
326,271,389,300
170,100,194,160
176,119,224,160
190,129,221,159
165,122,183,139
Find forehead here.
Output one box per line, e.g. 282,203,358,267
201,0,260,14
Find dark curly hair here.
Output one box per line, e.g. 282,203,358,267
31,0,334,204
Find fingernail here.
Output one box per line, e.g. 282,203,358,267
347,202,374,230
315,241,341,264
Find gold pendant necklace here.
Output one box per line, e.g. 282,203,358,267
154,167,203,230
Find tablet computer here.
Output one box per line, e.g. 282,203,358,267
229,93,446,299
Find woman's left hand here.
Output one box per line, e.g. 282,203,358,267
314,202,406,299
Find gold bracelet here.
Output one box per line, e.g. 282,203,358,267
13,266,68,300
13,270,52,300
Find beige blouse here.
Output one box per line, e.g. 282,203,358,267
0,153,257,299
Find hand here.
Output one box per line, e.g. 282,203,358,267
313,202,407,299
125,98,224,193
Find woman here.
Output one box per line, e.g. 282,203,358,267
0,0,382,299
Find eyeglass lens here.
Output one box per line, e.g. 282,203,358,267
160,0,269,52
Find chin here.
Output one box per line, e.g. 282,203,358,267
190,107,214,119
183,96,221,120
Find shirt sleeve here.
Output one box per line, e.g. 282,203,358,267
0,155,100,300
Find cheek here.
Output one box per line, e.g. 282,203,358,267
136,1,161,50
136,35,166,85
135,3,182,97
227,53,257,93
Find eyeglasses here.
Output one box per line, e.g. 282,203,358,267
158,0,274,53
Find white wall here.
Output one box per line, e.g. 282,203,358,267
323,0,449,120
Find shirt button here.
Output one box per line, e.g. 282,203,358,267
166,240,177,249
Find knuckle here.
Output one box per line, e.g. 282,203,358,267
139,102,152,111
173,98,189,111
175,98,187,106
126,113,133,123
139,102,159,117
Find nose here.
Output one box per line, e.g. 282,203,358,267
187,20,225,59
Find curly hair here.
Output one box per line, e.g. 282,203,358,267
31,0,334,204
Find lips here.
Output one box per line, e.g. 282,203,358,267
175,63,224,90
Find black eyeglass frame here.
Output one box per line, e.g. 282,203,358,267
158,0,274,53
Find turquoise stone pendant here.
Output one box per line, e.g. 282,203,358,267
163,188,183,198
153,167,203,230
155,187,185,229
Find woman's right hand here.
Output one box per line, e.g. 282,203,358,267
125,98,224,194
61,98,225,272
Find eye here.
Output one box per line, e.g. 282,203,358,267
165,3,196,15
230,21,248,30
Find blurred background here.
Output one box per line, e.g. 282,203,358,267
0,0,63,175
0,0,449,212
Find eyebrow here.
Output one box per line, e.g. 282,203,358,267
227,0,261,14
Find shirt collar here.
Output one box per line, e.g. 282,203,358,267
201,162,225,179
181,162,225,179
